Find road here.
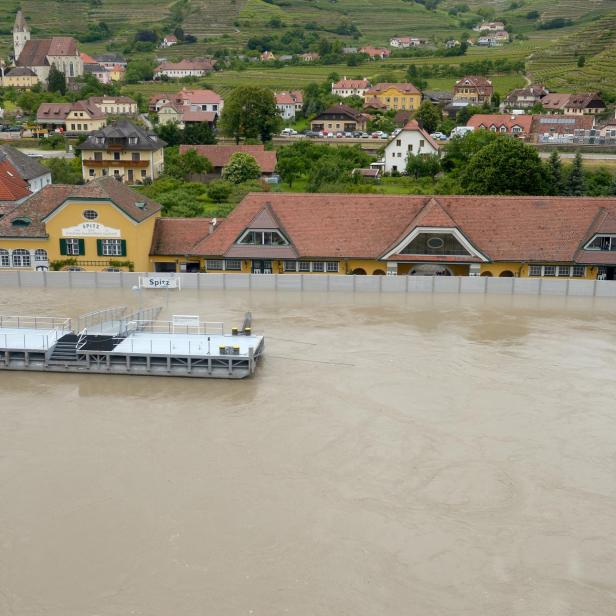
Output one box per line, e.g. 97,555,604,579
15,148,75,159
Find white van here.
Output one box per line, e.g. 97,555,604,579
450,126,475,138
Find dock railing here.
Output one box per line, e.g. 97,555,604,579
77,306,127,332
0,315,72,331
125,319,225,336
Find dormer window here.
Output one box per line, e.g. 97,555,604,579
585,235,616,251
237,229,289,246
129,136,138,145
96,136,105,145
401,233,470,256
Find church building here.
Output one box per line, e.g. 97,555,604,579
12,10,83,85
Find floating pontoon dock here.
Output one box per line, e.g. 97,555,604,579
0,307,264,379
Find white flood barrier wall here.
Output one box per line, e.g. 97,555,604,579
1,271,616,297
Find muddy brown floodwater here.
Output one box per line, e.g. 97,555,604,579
1,288,616,615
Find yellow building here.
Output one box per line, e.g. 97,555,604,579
79,120,166,184
149,193,613,279
37,100,106,134
363,83,422,111
0,178,160,272
1,66,38,88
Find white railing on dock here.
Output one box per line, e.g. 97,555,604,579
125,319,225,336
0,332,54,350
77,306,127,332
0,315,72,331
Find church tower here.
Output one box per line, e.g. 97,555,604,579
13,10,30,62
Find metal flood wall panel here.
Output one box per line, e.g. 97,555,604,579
1,272,616,299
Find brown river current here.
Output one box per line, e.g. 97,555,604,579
1,287,616,615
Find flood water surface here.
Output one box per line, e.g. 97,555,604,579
1,288,616,615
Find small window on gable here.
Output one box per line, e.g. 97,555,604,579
401,233,471,256
237,229,289,246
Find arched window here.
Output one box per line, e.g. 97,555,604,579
34,249,48,262
12,249,31,268
0,249,9,267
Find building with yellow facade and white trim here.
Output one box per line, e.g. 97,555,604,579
0,177,160,272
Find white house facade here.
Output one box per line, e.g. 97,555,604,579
382,120,439,174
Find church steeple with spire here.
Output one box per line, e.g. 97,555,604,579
13,10,30,62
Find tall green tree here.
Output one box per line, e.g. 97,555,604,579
567,151,585,196
219,86,282,143
415,100,442,134
165,147,212,180
183,121,217,145
406,153,441,179
42,158,82,184
546,151,564,195
47,65,66,95
223,152,262,183
459,137,548,195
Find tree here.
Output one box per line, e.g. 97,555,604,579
165,147,212,180
47,65,66,95
415,100,441,134
406,154,441,179
156,122,183,147
219,86,282,143
207,180,233,203
567,151,585,196
183,121,216,145
441,129,499,172
307,157,347,192
42,158,83,184
577,55,586,68
276,153,304,187
125,59,154,83
223,152,262,183
546,151,564,195
459,137,548,195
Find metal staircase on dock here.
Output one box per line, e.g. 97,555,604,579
48,334,79,363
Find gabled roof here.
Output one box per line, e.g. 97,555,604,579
530,114,594,134
155,59,215,72
0,144,49,181
388,119,439,150
275,91,303,105
0,178,161,238
467,114,533,133
314,103,365,121
80,51,97,64
80,120,165,151
333,78,370,89
181,110,217,123
93,53,126,64
455,75,492,89
178,145,276,172
0,160,31,203
365,83,421,95
566,92,605,109
5,67,36,77
187,193,616,263
179,88,223,105
541,93,572,110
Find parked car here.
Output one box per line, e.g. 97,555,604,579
371,131,384,138
326,132,335,138
392,128,402,136
305,130,319,138
450,126,474,138
352,131,363,138
344,131,353,138
280,128,297,136
380,132,390,139
360,132,370,139
430,131,449,141
265,174,281,185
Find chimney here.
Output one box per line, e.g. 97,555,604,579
208,217,218,234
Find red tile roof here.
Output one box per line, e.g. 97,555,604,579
399,119,440,150
188,193,616,264
455,75,493,89
530,114,594,135
178,145,277,173
178,88,223,105
0,160,31,203
0,178,160,238
150,217,217,255
541,93,571,110
17,37,79,67
467,114,533,133
181,111,217,123
333,78,370,90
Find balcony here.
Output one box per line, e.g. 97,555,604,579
84,159,149,168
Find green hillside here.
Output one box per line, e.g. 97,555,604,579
2,0,616,94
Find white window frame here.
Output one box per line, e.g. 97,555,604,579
206,259,223,271
529,264,583,277
34,249,48,262
101,239,122,257
224,259,242,271
236,228,289,246
326,261,339,273
0,249,9,267
66,239,81,256
584,234,616,251
12,249,31,268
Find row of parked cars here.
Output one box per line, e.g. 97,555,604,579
280,128,399,140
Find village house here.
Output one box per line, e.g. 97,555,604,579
1,67,38,88
299,52,319,62
0,178,160,272
12,10,83,84
331,77,371,98
363,83,422,112
0,145,51,193
541,92,606,115
161,35,178,48
79,120,166,184
275,91,303,120
474,21,505,32
389,37,426,48
84,61,111,84
154,59,215,79
466,114,533,138
147,192,616,279
453,76,493,105
155,89,223,127
260,51,276,62
178,145,277,179
108,64,125,81
93,53,127,70
359,47,391,60
87,96,138,116
310,103,370,133
478,31,509,46
37,100,107,134
382,120,439,174
503,85,548,109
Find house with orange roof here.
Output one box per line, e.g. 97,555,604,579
0,159,31,207
331,77,371,98
178,145,276,178
147,192,616,278
363,83,422,111
359,46,390,60
275,91,303,120
466,113,533,138
382,119,440,174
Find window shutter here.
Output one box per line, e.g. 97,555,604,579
120,240,127,257
78,239,85,255
96,239,103,256
59,239,67,256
